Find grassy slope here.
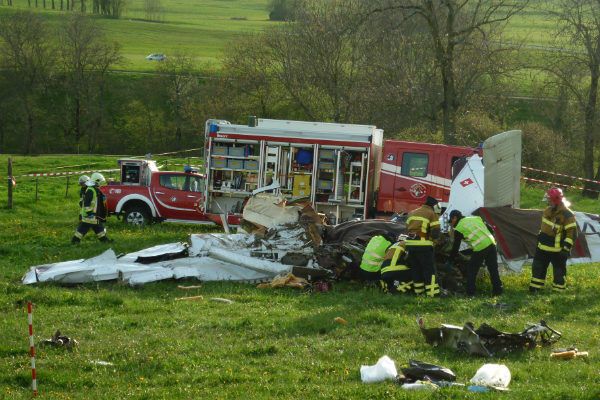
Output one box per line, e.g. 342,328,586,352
1,0,272,70
1,155,599,399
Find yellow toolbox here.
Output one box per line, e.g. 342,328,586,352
292,174,312,196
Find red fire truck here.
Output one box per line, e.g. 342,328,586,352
103,119,478,226
203,118,477,225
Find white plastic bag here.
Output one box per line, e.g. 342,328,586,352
470,364,511,389
360,355,398,383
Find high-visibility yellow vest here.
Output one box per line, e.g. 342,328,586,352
360,236,391,273
454,216,495,252
81,187,99,224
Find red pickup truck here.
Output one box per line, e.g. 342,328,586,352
102,159,211,225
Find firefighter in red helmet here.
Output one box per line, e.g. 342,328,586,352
529,187,577,292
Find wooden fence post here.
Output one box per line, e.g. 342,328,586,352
7,157,13,209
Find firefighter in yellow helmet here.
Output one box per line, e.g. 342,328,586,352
71,172,111,243
77,175,90,221
529,188,577,292
406,196,441,296
380,234,412,294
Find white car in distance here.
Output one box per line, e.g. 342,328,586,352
145,53,166,61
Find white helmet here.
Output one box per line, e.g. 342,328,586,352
78,175,90,185
88,172,106,186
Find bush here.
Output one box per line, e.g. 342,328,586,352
455,111,502,147
269,0,298,21
517,121,575,174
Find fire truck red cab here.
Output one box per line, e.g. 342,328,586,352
376,141,479,214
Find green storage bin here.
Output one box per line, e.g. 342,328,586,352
212,158,227,168
213,145,228,155
244,160,259,170
227,159,244,169
318,180,333,190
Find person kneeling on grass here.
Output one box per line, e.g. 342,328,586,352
448,210,503,297
379,235,413,294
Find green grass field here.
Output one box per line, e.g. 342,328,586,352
1,0,273,70
1,155,599,399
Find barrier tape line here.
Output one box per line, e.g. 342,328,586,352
17,168,120,178
522,176,600,193
522,166,600,186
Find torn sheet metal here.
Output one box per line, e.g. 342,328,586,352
118,242,188,264
22,250,118,285
418,317,561,357
208,247,292,275
23,229,325,286
400,360,456,382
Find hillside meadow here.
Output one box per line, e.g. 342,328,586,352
0,154,599,399
0,0,567,71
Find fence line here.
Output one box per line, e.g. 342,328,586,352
521,166,600,186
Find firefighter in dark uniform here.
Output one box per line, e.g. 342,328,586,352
71,172,111,243
77,175,89,220
380,235,412,294
406,196,441,296
358,234,392,282
448,210,503,296
530,187,577,292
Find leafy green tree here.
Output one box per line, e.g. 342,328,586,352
57,13,122,152
0,11,54,153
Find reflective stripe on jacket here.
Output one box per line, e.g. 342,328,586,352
380,243,410,274
360,235,391,273
406,205,439,246
454,216,495,252
81,187,98,224
538,205,577,252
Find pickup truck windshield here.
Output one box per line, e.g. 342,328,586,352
159,174,204,192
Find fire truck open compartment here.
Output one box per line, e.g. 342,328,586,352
117,159,157,186
204,119,383,223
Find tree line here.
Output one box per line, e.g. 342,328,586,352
2,1,600,196
1,0,163,20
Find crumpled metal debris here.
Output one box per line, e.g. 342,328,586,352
418,317,561,357
40,330,78,350
400,360,456,383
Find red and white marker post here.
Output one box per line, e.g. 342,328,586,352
27,301,38,397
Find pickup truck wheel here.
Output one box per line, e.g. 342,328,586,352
124,206,151,226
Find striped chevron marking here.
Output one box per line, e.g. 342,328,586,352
380,162,451,190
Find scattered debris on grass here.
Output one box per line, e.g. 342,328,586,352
469,364,511,391
40,330,78,350
174,295,204,302
334,317,348,325
256,273,309,289
360,355,398,383
177,285,203,290
418,317,561,356
210,297,234,304
550,348,589,359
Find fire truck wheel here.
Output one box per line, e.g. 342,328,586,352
123,205,151,226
